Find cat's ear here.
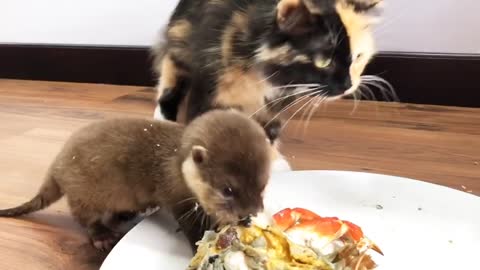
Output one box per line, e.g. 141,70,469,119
276,0,313,35
191,145,208,164
276,0,334,35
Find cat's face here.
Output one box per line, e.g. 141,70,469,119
256,0,381,99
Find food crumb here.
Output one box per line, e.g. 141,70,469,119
448,240,453,244
461,185,467,190
144,128,148,131
417,207,423,211
150,124,153,127
156,144,160,147
72,156,76,160
174,148,178,152
376,204,383,210
392,196,396,199
467,190,473,193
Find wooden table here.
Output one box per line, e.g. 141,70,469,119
0,79,478,270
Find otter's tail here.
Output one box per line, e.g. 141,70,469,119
0,174,63,217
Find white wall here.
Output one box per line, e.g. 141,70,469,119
1,0,479,53
0,0,177,46
376,0,480,54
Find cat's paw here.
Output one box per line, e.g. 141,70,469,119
271,155,292,173
153,105,165,120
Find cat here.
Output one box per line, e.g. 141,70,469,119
152,0,383,170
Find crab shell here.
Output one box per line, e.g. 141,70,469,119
272,208,383,255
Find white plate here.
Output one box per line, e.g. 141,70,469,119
101,170,480,270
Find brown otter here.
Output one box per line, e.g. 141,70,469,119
0,110,273,251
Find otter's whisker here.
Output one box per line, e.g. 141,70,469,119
175,197,197,206
177,202,200,223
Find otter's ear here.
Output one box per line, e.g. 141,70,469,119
192,145,208,164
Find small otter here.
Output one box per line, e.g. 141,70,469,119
0,110,273,251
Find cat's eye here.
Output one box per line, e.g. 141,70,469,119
314,57,331,69
223,187,234,198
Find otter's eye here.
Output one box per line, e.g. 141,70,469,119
223,187,234,198
314,56,331,69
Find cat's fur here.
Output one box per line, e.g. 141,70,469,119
153,0,382,122
152,0,382,171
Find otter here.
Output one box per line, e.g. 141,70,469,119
0,110,273,251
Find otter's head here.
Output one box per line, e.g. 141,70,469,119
180,110,272,225
256,0,382,100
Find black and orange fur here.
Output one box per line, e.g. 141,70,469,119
153,0,382,124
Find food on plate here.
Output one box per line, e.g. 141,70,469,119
188,208,382,270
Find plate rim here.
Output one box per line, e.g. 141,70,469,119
101,169,479,269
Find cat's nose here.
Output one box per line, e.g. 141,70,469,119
328,78,352,95
340,78,352,92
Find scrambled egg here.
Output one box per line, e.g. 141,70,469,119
188,225,333,270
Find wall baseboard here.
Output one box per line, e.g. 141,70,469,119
1,44,479,107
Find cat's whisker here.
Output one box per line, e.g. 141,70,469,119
358,85,380,115
294,96,319,136
281,94,320,131
258,70,280,84
263,91,319,128
297,89,326,130
249,87,322,117
350,91,361,115
361,81,392,102
270,83,322,90
303,94,328,133
358,84,377,101
300,95,320,123
361,75,399,102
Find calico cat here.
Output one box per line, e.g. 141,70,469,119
152,0,382,123
152,0,383,171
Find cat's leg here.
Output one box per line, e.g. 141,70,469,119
271,146,292,173
154,53,190,121
253,115,292,173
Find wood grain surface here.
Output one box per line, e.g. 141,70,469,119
0,79,478,270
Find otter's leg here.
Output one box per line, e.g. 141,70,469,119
68,199,121,251
171,201,212,253
155,53,190,121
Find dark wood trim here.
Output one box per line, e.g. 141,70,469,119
1,44,479,107
0,44,156,86
365,51,480,108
